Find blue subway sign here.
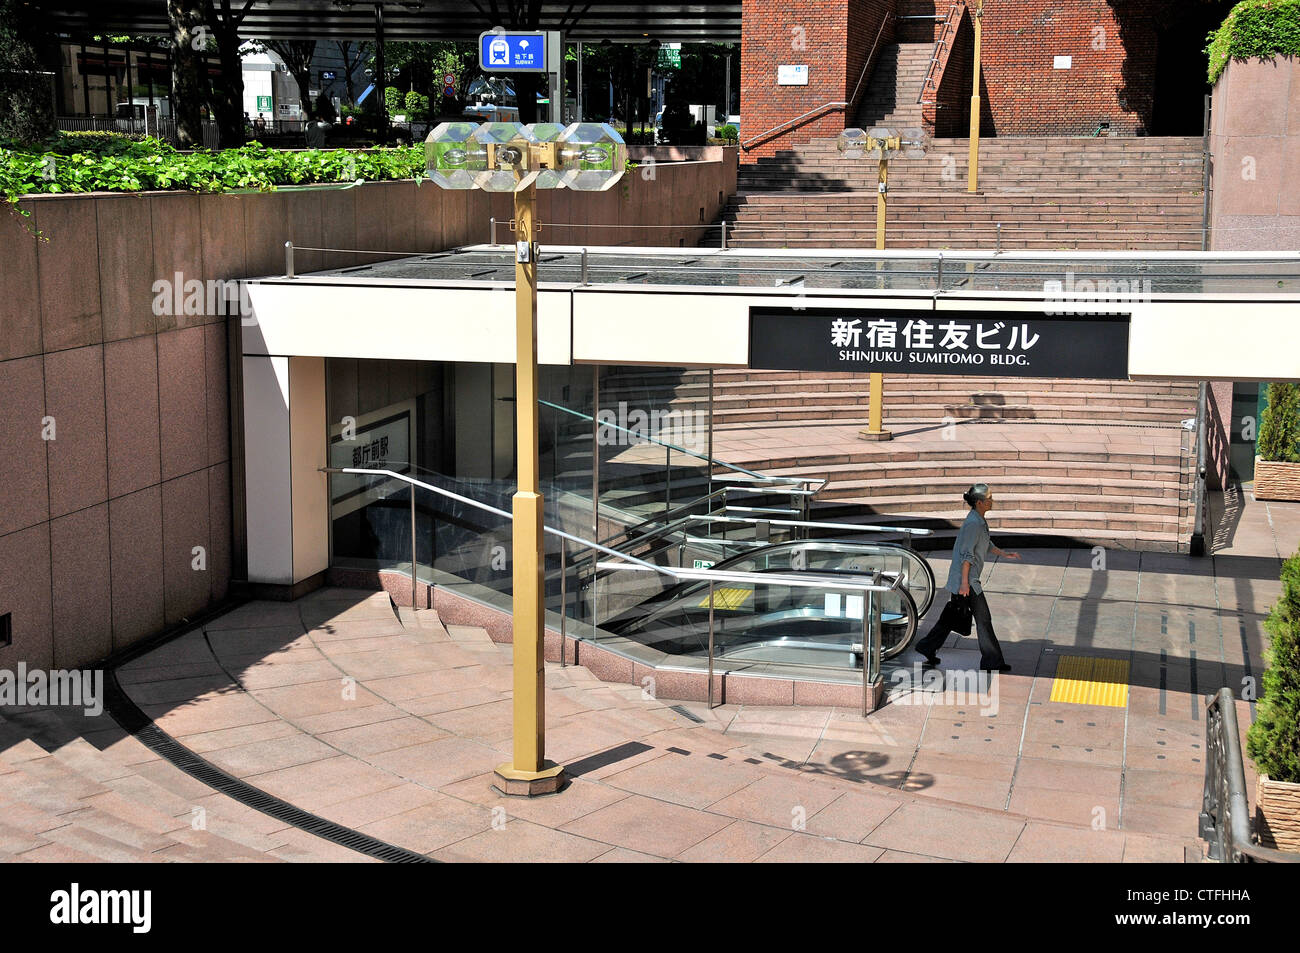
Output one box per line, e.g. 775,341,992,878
479,31,548,73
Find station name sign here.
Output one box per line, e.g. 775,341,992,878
749,307,1130,379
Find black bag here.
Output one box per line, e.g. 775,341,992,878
940,593,974,637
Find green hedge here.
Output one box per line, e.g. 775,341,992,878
2,134,426,213
1247,551,1300,784
1207,0,1300,84
1258,382,1300,463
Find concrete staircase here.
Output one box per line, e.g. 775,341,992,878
722,136,1206,251
853,42,932,130
594,368,1197,552
719,191,1204,250
722,137,1196,250
736,136,1206,193
0,708,351,862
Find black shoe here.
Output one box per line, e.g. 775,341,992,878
918,650,941,667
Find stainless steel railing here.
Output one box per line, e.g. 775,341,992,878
1200,687,1300,863
321,465,901,714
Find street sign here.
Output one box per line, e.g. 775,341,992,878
256,95,272,112
443,85,456,97
444,73,456,86
777,64,809,86
479,31,548,72
657,48,681,69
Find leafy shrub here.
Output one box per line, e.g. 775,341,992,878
716,124,738,144
1247,551,1300,784
1207,0,1300,83
385,85,403,114
404,91,430,122
1258,382,1300,463
2,135,427,212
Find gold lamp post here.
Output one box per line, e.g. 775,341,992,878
968,0,984,193
837,126,930,442
426,120,626,796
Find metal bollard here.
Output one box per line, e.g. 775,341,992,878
720,221,728,251
490,217,497,245
284,241,295,278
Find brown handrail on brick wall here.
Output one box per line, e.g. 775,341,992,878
918,2,965,106
742,12,894,152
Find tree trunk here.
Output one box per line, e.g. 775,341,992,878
209,25,245,147
166,0,206,148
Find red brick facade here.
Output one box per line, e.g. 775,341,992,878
740,0,1207,151
975,0,1159,136
740,0,894,160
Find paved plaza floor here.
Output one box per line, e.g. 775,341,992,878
0,491,1295,862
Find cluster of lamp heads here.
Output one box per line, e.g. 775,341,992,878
426,120,627,192
836,126,931,161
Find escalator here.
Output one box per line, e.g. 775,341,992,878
599,540,935,668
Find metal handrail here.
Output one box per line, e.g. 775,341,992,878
848,11,896,120
741,11,895,152
918,2,965,106
321,465,899,712
741,101,849,152
590,479,824,559
540,397,776,482
1200,687,1300,862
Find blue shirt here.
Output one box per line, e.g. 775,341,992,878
946,508,991,594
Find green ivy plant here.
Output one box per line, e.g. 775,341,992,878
2,134,427,217
1207,0,1300,84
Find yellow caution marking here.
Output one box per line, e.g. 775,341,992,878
1049,655,1129,707
697,587,753,611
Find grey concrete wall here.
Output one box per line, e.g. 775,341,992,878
0,159,733,670
1209,56,1300,251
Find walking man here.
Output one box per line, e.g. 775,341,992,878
915,484,1020,672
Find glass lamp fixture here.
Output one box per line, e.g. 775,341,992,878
900,126,931,159
557,122,627,191
425,121,627,192
425,121,486,189
837,127,869,160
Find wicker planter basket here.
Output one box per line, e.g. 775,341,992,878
1255,775,1300,852
1255,457,1300,502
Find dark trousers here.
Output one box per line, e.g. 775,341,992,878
916,590,1006,668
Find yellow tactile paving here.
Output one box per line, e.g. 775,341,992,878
696,587,753,611
1049,655,1130,707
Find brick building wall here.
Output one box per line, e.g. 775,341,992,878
740,0,894,161
976,0,1160,136
741,0,1192,148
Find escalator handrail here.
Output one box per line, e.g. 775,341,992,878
322,467,904,597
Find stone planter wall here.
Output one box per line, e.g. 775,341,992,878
1255,458,1300,502
1209,55,1300,252
1256,774,1300,852
0,157,736,671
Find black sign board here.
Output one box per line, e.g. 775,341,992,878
749,307,1131,380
